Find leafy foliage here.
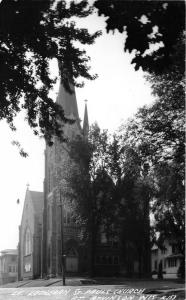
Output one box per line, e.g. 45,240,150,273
65,123,152,276
0,0,101,145
119,45,185,253
153,162,185,254
95,0,185,75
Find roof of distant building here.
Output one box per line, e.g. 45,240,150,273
0,249,18,256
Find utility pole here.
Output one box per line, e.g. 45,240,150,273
60,189,66,286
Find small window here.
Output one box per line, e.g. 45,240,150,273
161,248,166,254
168,258,177,268
8,266,12,273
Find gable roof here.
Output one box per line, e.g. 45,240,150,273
29,191,43,215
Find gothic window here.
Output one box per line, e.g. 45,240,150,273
64,211,73,224
25,227,32,255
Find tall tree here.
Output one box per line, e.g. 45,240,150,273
115,142,153,277
62,123,117,275
0,0,101,145
119,46,185,260
67,124,152,277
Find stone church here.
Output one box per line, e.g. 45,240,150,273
18,75,141,279
18,189,43,279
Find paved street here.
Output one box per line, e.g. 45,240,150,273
0,278,184,300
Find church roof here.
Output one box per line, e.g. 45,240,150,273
29,191,43,215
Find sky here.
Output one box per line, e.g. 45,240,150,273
0,7,154,251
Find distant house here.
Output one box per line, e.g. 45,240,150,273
0,249,18,285
151,240,184,279
18,189,43,280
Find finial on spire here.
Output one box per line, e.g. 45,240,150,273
26,183,30,190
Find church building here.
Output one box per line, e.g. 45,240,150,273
18,189,43,280
18,73,142,279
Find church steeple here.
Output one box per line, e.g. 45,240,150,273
57,82,80,122
56,60,81,131
83,100,89,138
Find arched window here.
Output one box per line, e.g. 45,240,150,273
25,228,32,255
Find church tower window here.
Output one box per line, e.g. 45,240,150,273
25,228,32,255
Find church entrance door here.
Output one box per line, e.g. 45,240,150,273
65,247,78,272
66,257,78,272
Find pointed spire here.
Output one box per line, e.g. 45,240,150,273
57,60,81,131
57,82,80,121
83,100,89,138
